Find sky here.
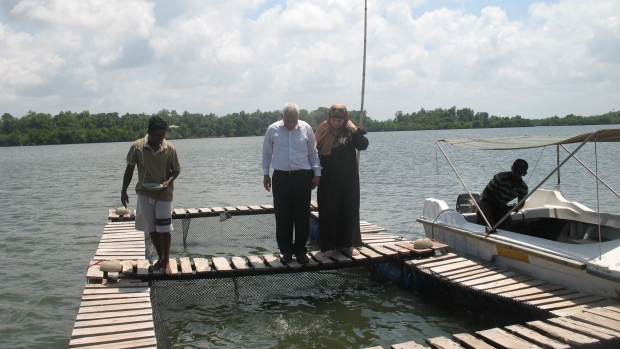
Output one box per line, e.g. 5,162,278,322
0,0,618,121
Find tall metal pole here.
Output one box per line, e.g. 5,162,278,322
557,144,560,184
357,0,367,165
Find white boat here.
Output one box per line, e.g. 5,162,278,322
417,129,620,300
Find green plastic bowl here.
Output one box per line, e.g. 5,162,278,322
143,183,164,191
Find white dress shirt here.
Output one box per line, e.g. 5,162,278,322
262,120,321,176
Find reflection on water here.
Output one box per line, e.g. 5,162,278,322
1,125,619,348
157,275,446,349
154,270,537,348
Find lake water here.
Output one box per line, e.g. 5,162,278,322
1,125,620,348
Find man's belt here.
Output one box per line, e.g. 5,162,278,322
274,169,311,175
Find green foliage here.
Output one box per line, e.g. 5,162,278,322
1,107,619,146
362,107,620,132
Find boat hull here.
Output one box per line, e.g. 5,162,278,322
417,192,620,300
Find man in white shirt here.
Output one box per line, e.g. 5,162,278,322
262,103,321,264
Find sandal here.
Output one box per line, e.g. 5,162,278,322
346,248,360,256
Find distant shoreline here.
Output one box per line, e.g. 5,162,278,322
2,108,618,147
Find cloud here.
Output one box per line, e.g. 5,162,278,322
0,0,618,120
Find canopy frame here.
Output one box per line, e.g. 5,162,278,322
440,128,620,150
435,129,615,260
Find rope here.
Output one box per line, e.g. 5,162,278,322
526,146,546,185
87,260,104,270
401,220,418,241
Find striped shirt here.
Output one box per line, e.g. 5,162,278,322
485,171,528,205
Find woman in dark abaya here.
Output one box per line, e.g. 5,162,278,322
315,104,369,257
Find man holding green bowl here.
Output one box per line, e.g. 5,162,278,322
121,116,181,275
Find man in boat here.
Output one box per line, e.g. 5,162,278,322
477,159,528,232
262,103,321,265
121,116,181,275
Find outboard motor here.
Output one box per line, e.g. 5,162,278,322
456,193,481,213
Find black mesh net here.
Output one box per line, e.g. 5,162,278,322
412,266,553,324
148,212,381,348
145,213,282,261
145,213,552,348
172,213,276,246
149,266,378,349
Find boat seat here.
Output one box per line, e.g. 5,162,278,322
461,213,478,223
461,212,524,224
570,239,599,244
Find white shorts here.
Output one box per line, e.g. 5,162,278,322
135,195,174,233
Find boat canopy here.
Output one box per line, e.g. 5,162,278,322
441,128,620,150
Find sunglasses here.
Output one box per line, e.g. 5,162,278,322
330,107,345,114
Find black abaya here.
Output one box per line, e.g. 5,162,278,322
317,131,369,251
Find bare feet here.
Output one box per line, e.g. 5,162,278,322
152,260,163,271
163,260,172,275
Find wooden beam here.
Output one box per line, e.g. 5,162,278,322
476,328,541,349
452,333,495,349
504,324,569,349
525,320,599,346
425,336,465,349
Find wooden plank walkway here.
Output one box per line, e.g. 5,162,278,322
405,253,613,314
94,223,145,261
72,221,157,348
110,203,289,221
108,203,387,234
86,230,420,280
101,205,403,280
379,252,620,349
85,207,620,348
366,304,620,348
76,208,396,347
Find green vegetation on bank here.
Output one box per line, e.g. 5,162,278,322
1,107,619,147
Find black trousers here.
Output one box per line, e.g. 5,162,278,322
477,197,514,231
272,169,313,255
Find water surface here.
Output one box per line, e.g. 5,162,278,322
1,125,619,348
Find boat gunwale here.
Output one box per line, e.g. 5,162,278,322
416,216,587,270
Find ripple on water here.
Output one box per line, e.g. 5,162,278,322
3,126,620,348
155,275,440,348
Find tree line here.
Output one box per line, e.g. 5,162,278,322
1,107,619,147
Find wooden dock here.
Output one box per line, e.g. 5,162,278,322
86,223,435,281
405,253,616,314
77,205,620,348
372,252,620,349
108,201,386,233
366,303,620,348
73,207,401,348
71,221,157,348
109,203,302,221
